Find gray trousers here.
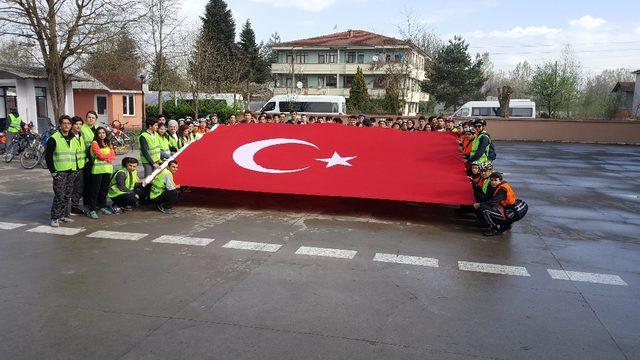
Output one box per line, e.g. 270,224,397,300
143,163,155,178
70,169,84,209
51,171,78,220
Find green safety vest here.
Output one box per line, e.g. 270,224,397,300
481,178,490,194
7,113,22,133
470,131,492,165
80,124,96,148
91,143,113,174
188,132,196,142
158,135,170,152
108,168,138,198
167,134,178,151
150,168,172,200
51,131,78,172
72,134,87,170
177,136,189,149
139,131,161,164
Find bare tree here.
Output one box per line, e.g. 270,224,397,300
396,10,443,69
140,0,184,114
497,85,512,118
0,0,144,119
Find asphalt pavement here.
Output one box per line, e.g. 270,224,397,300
0,141,639,360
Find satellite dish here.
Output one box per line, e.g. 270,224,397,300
372,55,379,62
296,81,303,89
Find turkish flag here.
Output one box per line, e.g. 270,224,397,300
172,124,474,205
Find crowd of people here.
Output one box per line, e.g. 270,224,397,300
43,110,524,236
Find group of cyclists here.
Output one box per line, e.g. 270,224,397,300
3,107,526,236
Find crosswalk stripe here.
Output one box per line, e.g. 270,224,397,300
0,221,27,230
547,269,628,286
222,240,282,252
458,261,530,276
295,246,357,259
373,253,439,267
87,230,148,241
151,235,214,246
27,225,85,236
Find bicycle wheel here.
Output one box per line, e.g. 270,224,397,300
20,147,40,169
3,143,15,163
113,136,130,155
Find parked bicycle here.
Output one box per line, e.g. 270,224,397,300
20,123,55,169
108,121,136,154
4,128,37,163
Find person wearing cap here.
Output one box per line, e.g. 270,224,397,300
473,163,494,203
196,120,209,136
468,119,492,165
473,172,517,236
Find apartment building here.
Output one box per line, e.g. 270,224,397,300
270,30,429,116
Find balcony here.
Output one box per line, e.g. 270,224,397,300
271,62,425,78
272,88,429,103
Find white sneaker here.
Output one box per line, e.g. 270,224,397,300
50,219,59,227
60,217,74,223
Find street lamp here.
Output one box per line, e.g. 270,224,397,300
139,73,146,121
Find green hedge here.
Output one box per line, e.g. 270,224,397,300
146,99,242,122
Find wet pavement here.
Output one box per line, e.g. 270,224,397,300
0,141,639,360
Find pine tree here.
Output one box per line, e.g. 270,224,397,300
238,20,268,84
348,66,370,114
201,0,236,59
423,36,486,110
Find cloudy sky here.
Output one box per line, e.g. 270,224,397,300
182,0,640,74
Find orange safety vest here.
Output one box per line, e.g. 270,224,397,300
462,136,474,156
494,182,516,207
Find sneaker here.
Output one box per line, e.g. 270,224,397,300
50,219,59,227
99,207,114,215
163,208,175,215
88,211,99,219
111,205,122,214
60,217,74,223
70,207,85,216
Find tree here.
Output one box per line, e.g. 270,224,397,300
509,61,533,98
497,85,512,118
0,0,144,119
0,38,37,66
263,32,281,85
141,0,184,114
84,28,142,77
423,36,486,110
349,66,370,113
396,10,443,69
577,68,634,118
529,61,580,118
238,20,267,84
197,0,236,90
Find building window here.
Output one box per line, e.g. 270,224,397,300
327,53,336,63
357,53,364,64
286,53,294,64
373,76,386,89
295,53,306,64
123,94,135,116
35,87,47,118
346,52,356,63
326,75,337,88
318,53,325,64
343,75,354,88
394,53,403,62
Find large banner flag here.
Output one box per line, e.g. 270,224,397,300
171,124,474,205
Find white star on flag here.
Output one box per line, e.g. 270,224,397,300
316,152,357,168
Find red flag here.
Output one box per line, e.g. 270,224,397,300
172,124,474,205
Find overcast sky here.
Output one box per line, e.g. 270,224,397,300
182,0,640,74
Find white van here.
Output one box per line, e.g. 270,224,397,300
260,95,347,115
453,99,536,118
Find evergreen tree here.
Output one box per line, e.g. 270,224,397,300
200,0,236,61
84,29,142,77
422,36,485,110
349,66,370,113
149,52,183,92
238,20,268,84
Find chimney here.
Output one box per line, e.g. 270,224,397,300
348,30,353,38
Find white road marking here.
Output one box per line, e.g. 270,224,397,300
295,246,357,259
222,240,282,252
152,235,214,246
458,261,530,276
373,253,439,267
0,221,27,230
547,269,628,286
27,225,85,236
87,230,148,241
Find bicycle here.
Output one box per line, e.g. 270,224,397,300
20,123,54,169
108,121,136,154
4,130,36,163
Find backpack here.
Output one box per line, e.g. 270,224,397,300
488,141,496,161
505,199,528,222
